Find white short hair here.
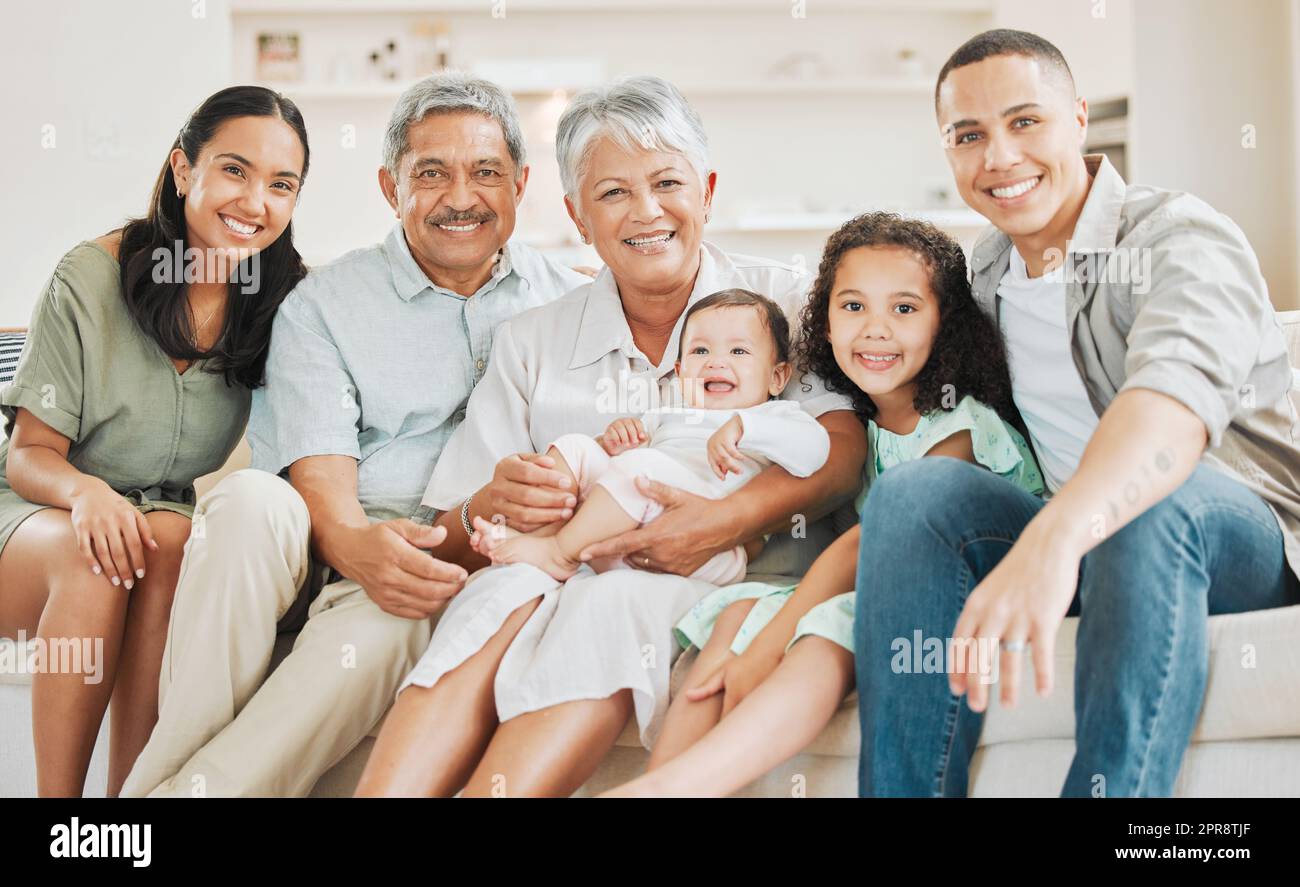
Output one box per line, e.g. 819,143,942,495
555,76,710,198
383,71,525,177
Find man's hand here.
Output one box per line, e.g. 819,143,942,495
948,389,1207,713
685,646,782,715
335,521,468,619
706,413,746,479
600,417,647,456
948,521,1080,712
578,476,741,575
480,452,576,533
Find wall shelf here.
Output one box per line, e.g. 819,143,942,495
714,208,987,233
256,76,937,99
233,1,993,15
229,0,997,268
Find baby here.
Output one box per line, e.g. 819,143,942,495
472,288,830,584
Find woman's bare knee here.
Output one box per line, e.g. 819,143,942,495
143,511,191,559
2,511,126,630
129,512,190,613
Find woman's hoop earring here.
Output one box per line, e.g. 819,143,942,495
176,187,185,199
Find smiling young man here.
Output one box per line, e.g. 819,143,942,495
121,73,589,798
853,29,1300,797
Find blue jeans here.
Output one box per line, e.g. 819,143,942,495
853,458,1300,797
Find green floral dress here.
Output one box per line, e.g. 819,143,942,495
675,396,1044,655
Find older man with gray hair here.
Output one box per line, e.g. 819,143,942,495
121,73,588,797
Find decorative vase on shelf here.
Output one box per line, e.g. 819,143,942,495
383,40,401,81
412,19,453,76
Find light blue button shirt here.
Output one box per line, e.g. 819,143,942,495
249,224,589,521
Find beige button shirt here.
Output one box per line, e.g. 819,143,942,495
420,241,853,572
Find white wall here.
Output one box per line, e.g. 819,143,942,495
994,0,1134,102
1131,0,1299,310
5,1,1296,323
0,0,232,325
230,3,996,270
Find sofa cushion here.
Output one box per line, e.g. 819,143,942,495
969,737,1300,798
0,332,23,387
610,601,1300,757
1283,309,1300,361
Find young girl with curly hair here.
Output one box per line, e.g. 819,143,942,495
604,211,1045,797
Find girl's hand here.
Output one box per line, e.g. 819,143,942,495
600,417,647,456
685,644,782,716
68,479,158,589
948,522,1081,711
706,414,746,479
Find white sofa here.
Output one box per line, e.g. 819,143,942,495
2,312,1299,797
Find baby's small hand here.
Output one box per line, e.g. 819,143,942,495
707,413,746,479
601,417,647,456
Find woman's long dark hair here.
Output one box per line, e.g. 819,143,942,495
118,86,309,389
796,211,1022,430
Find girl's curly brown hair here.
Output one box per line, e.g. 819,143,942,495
795,211,1022,430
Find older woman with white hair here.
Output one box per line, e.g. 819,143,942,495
357,76,866,797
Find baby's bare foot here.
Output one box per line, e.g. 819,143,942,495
471,515,518,557
490,534,581,581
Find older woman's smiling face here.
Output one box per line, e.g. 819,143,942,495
566,137,715,295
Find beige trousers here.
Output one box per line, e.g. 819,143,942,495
119,469,434,798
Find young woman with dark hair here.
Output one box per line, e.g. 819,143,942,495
0,85,309,796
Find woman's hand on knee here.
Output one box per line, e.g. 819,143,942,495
68,478,157,590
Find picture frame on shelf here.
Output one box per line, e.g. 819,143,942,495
256,32,302,82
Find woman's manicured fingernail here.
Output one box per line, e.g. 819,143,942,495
111,576,120,586
136,569,145,579
92,565,101,575
124,579,134,590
